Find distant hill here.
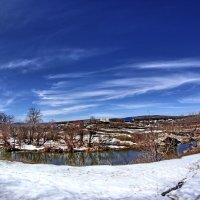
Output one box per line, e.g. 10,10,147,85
123,117,133,122
51,115,189,124
133,115,186,121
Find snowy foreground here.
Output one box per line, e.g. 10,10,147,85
0,154,200,200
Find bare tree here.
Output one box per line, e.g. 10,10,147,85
25,107,42,145
26,107,42,124
0,112,13,124
0,113,14,150
63,125,79,152
88,125,98,148
47,121,59,141
9,125,18,150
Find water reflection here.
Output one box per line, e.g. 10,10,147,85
177,141,197,155
0,150,144,166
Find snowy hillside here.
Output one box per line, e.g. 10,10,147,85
0,154,200,200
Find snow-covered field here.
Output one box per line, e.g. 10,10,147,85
0,154,200,200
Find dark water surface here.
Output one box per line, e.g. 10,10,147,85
177,141,197,155
1,140,198,166
0,150,144,166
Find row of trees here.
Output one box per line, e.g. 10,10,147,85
0,108,54,150
0,107,98,152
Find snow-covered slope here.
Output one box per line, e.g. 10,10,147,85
0,154,200,200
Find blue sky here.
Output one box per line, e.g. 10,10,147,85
1,0,200,121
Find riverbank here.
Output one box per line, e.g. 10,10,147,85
0,149,144,166
1,141,199,166
0,153,199,199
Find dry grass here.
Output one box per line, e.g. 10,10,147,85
115,134,133,141
182,145,200,156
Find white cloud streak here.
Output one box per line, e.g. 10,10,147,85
0,58,40,70
0,97,15,112
31,58,200,119
99,74,200,100
47,72,95,79
113,103,161,110
138,59,200,69
179,96,200,104
46,58,200,81
34,73,200,109
0,48,104,72
42,104,98,116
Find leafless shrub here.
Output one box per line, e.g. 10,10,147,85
0,113,14,150
62,125,79,152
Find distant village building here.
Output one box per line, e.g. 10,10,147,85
99,118,110,123
133,115,181,124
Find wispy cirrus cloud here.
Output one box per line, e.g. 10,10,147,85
42,104,98,116
34,73,200,109
0,97,15,112
51,81,71,88
179,95,200,104
0,86,29,113
99,74,200,100
46,72,95,79
58,48,104,61
113,103,190,110
46,58,200,80
0,48,106,72
137,59,200,69
113,103,161,110
0,58,41,72
32,58,200,119
33,88,115,107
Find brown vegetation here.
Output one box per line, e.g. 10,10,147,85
0,109,200,164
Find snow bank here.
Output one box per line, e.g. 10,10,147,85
0,154,200,200
19,144,44,151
